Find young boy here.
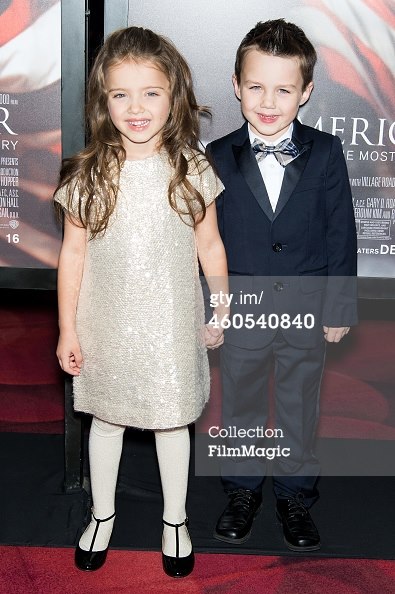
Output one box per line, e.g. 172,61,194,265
206,19,357,551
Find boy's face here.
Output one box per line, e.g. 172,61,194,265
233,50,313,141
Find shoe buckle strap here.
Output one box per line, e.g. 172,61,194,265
88,511,115,554
91,510,116,523
162,517,189,559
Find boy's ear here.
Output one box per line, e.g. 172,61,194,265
232,74,241,100
300,81,314,106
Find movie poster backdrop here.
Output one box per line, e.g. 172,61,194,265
128,0,395,278
0,0,61,269
0,1,393,276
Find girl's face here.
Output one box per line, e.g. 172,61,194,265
106,59,171,160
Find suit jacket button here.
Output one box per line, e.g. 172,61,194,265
272,242,282,252
273,282,284,292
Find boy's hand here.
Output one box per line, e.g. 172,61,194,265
204,324,224,349
56,332,83,375
323,326,350,343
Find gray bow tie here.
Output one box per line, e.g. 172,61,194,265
252,137,300,167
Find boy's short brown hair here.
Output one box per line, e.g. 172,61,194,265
234,19,317,90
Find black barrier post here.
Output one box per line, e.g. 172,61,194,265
64,375,84,491
61,0,86,491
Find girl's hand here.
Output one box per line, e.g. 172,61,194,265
204,323,224,349
56,332,83,375
204,308,229,349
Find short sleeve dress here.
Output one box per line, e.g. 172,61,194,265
54,151,224,429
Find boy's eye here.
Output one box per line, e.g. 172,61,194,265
278,88,290,94
249,85,261,91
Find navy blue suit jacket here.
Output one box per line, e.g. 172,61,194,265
207,119,358,348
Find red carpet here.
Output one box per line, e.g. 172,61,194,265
1,547,395,594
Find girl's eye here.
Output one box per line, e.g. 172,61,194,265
113,93,125,99
147,91,159,97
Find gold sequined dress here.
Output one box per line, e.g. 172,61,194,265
55,151,222,429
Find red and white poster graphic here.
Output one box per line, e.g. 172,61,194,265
295,0,395,278
0,0,61,268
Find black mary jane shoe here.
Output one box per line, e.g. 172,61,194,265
75,511,116,571
162,518,194,578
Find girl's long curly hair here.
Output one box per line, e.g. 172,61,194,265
55,26,209,237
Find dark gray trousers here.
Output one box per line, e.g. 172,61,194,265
220,333,326,507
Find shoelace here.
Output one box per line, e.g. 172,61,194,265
284,497,318,537
229,490,257,512
286,498,308,519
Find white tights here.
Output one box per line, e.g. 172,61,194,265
155,426,191,557
79,417,191,557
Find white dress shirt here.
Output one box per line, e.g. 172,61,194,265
249,123,294,212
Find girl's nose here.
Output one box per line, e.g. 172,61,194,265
127,98,144,114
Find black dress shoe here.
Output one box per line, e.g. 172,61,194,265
214,488,262,544
276,497,320,551
75,511,115,571
162,518,194,578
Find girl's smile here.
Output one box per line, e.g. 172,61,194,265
106,60,171,160
126,119,151,129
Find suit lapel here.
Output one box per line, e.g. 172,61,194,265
273,121,312,220
233,131,273,221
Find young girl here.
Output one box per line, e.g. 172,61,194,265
55,27,227,578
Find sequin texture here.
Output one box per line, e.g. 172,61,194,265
55,152,223,429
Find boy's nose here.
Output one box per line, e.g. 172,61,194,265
260,93,275,108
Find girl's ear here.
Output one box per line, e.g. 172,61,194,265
232,74,241,100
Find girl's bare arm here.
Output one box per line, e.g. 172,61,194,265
56,216,87,375
195,203,229,348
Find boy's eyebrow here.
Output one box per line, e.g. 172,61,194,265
244,80,297,89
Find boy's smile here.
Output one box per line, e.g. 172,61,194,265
106,60,171,160
233,50,313,142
